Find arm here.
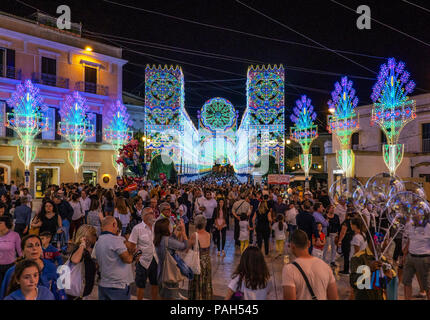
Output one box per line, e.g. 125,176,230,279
224,288,234,300
326,282,339,300
15,234,22,257
338,225,347,246
31,216,42,228
283,286,296,300
71,241,86,264
57,215,63,233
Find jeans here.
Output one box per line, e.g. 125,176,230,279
62,219,70,243
213,227,226,251
341,240,351,272
205,218,214,234
98,285,131,300
323,233,337,263
287,224,297,242
234,218,240,245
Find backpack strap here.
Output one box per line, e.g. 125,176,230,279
291,262,318,300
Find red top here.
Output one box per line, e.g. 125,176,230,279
312,232,326,250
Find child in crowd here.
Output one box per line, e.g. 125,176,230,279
239,213,251,254
4,259,55,300
40,232,63,266
272,214,288,257
312,222,326,259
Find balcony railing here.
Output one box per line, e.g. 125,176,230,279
0,65,22,80
75,81,109,96
31,72,69,89
423,138,430,153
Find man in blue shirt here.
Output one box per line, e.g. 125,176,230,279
313,202,328,235
13,197,32,238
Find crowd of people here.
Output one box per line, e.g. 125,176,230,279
0,179,428,300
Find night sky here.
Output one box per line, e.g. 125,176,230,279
2,0,430,130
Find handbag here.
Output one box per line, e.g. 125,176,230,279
64,256,86,298
161,238,186,285
291,262,318,300
28,226,40,235
183,232,201,275
230,276,244,300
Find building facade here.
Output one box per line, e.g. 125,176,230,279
327,93,430,196
0,12,127,196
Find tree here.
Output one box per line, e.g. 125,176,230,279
147,155,177,182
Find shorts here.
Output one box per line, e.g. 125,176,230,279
135,258,158,288
402,254,430,291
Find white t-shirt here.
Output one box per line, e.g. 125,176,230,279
128,222,157,269
70,201,84,221
272,222,287,240
334,204,347,224
239,221,249,241
114,208,131,227
404,223,430,255
350,234,367,260
201,198,218,219
282,257,335,300
285,208,298,226
228,275,272,300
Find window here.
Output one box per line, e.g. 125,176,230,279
41,57,56,86
351,132,359,148
0,101,5,136
419,174,430,183
0,48,5,77
42,107,55,140
84,66,97,94
311,145,320,156
86,113,97,143
423,123,430,153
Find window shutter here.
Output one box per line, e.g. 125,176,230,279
55,108,61,140
96,113,102,142
6,49,15,79
5,104,14,137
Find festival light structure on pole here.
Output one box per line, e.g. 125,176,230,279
6,80,49,187
328,76,359,177
103,100,133,176
290,95,318,185
58,91,94,175
370,58,416,176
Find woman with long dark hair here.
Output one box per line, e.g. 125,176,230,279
213,198,228,257
0,234,65,300
31,200,63,241
4,259,55,300
154,218,190,300
253,194,272,256
224,246,272,300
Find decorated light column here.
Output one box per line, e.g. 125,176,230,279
6,80,49,187
328,76,360,177
290,95,318,186
58,91,94,176
370,58,416,176
103,100,133,177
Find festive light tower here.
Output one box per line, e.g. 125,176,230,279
58,91,94,176
370,58,416,176
290,95,318,187
6,80,49,187
328,76,360,177
103,100,133,176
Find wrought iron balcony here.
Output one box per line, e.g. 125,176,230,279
0,65,22,80
31,72,69,89
75,81,109,96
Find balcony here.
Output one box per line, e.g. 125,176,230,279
0,65,22,80
31,72,69,89
75,81,109,96
423,138,430,153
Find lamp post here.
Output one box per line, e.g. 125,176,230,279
370,57,416,176
290,95,318,189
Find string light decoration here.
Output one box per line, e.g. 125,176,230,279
370,58,416,176
237,65,285,174
58,91,95,173
198,98,238,170
290,95,318,180
328,76,359,177
103,99,133,176
6,80,49,187
144,65,199,173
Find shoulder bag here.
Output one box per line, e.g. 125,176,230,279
291,261,318,300
64,252,86,299
230,276,244,300
161,237,186,285
183,232,201,275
